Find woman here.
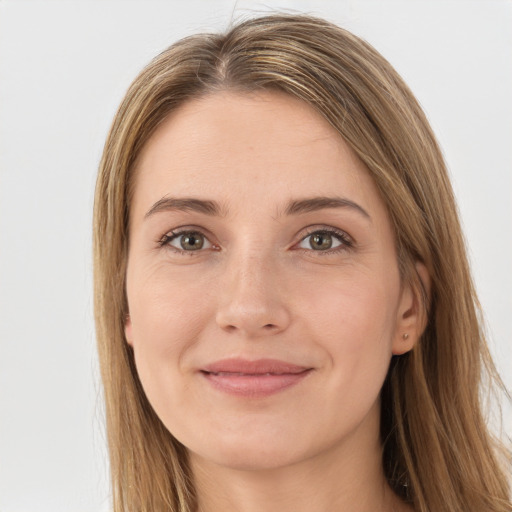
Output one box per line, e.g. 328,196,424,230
93,13,511,512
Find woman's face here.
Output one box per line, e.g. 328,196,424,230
125,91,419,471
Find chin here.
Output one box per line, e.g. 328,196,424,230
199,449,301,472
188,431,309,472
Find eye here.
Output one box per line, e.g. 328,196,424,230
297,229,352,252
161,230,213,252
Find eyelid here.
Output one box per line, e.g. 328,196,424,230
156,224,354,254
293,225,354,252
157,226,218,253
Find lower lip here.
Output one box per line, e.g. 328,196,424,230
201,370,312,398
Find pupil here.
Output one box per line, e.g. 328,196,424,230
311,233,332,250
181,233,203,250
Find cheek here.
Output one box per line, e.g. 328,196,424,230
298,269,399,381
125,263,214,406
128,261,213,346
303,275,398,440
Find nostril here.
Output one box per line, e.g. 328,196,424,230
221,323,279,333
216,301,291,335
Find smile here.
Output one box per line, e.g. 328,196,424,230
200,358,313,398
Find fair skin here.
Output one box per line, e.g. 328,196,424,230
125,91,423,512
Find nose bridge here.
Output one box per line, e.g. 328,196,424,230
216,244,290,336
236,246,271,288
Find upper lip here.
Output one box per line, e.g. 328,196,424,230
201,358,311,375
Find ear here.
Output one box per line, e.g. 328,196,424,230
392,262,431,355
125,313,134,347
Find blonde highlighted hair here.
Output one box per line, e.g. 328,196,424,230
93,13,511,512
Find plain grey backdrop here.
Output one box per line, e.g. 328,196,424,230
0,1,511,510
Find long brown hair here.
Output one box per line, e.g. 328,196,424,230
93,13,511,512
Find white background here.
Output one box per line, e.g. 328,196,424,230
0,1,510,510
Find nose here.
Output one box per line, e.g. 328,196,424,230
215,251,291,338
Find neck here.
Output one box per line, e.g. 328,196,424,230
190,408,408,512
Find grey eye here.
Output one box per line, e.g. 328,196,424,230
298,232,343,251
169,232,211,251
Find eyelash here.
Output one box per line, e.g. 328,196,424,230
157,226,354,255
157,228,217,256
297,227,354,255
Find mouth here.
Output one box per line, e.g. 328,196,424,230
200,358,313,398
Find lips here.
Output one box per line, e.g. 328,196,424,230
200,358,312,397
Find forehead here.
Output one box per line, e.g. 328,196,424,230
131,90,384,219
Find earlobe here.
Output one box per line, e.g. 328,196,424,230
125,313,134,346
392,262,431,355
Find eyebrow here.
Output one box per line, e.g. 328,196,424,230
144,197,225,218
144,195,370,221
284,196,371,220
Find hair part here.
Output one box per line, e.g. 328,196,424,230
94,13,511,512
